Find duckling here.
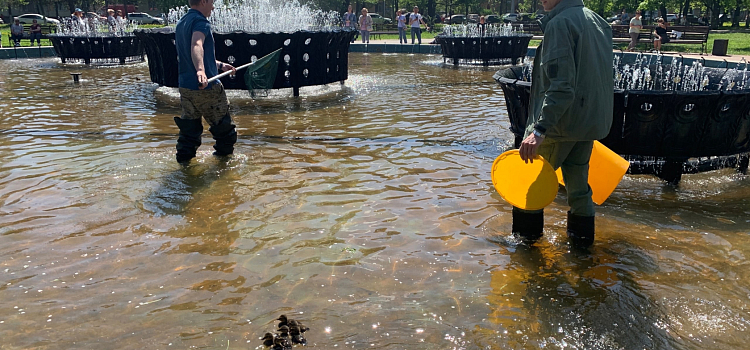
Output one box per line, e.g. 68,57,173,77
288,324,307,345
277,314,289,328
278,325,291,338
288,319,310,333
261,333,275,348
273,332,292,350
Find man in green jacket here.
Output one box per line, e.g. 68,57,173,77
514,0,613,246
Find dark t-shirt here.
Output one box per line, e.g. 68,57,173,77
655,26,669,43
176,9,219,90
30,24,41,33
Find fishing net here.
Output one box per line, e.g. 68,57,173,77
244,49,282,97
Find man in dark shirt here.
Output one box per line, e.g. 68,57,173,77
514,0,613,246
174,0,237,163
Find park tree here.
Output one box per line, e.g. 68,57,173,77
0,0,28,20
153,0,186,13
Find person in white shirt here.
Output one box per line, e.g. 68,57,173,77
358,8,372,44
10,19,24,46
396,10,407,44
409,6,427,44
627,10,642,51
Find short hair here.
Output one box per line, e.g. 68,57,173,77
108,9,114,13
189,0,202,6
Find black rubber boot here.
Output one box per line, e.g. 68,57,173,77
567,211,595,247
208,114,237,157
174,117,203,163
512,207,544,242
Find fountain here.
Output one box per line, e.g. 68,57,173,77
434,24,533,66
48,17,145,64
135,0,356,97
495,54,750,183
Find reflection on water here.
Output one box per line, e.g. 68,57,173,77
0,55,748,349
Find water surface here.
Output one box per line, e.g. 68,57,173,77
0,54,749,350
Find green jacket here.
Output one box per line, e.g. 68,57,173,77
527,0,614,141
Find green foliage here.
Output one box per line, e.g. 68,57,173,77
153,0,187,12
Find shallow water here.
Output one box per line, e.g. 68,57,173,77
0,54,749,350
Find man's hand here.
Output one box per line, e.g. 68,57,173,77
220,63,236,76
519,133,544,164
197,70,208,89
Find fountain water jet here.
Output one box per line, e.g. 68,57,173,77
48,17,145,65
496,55,750,184
434,24,532,66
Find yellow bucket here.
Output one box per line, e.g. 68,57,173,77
491,150,559,210
555,141,630,205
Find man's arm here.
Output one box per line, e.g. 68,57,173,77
191,31,207,89
519,22,576,162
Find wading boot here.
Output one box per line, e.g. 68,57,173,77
208,114,237,157
174,117,204,163
512,207,544,243
567,211,595,247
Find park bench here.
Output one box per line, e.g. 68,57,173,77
7,25,57,46
370,30,399,40
643,25,710,54
511,22,543,40
611,24,652,49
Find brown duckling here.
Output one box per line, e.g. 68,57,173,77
261,333,275,347
288,319,310,333
273,333,292,350
288,324,307,345
278,325,291,338
277,314,289,328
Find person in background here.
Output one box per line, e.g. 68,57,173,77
396,10,407,44
620,9,629,24
513,0,613,247
174,0,237,163
342,5,357,42
71,8,88,32
478,15,486,36
107,9,117,32
358,8,372,44
652,18,669,52
10,19,24,46
29,19,42,46
409,6,427,44
116,10,126,24
627,9,642,51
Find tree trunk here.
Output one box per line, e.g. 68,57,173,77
681,0,690,20
731,4,740,27
710,4,720,29
659,5,667,20
427,0,435,19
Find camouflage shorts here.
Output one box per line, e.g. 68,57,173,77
178,82,230,127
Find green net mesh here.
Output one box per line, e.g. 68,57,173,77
244,49,282,98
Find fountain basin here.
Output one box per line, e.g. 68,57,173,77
134,28,357,95
494,65,750,182
49,34,144,64
434,34,533,65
